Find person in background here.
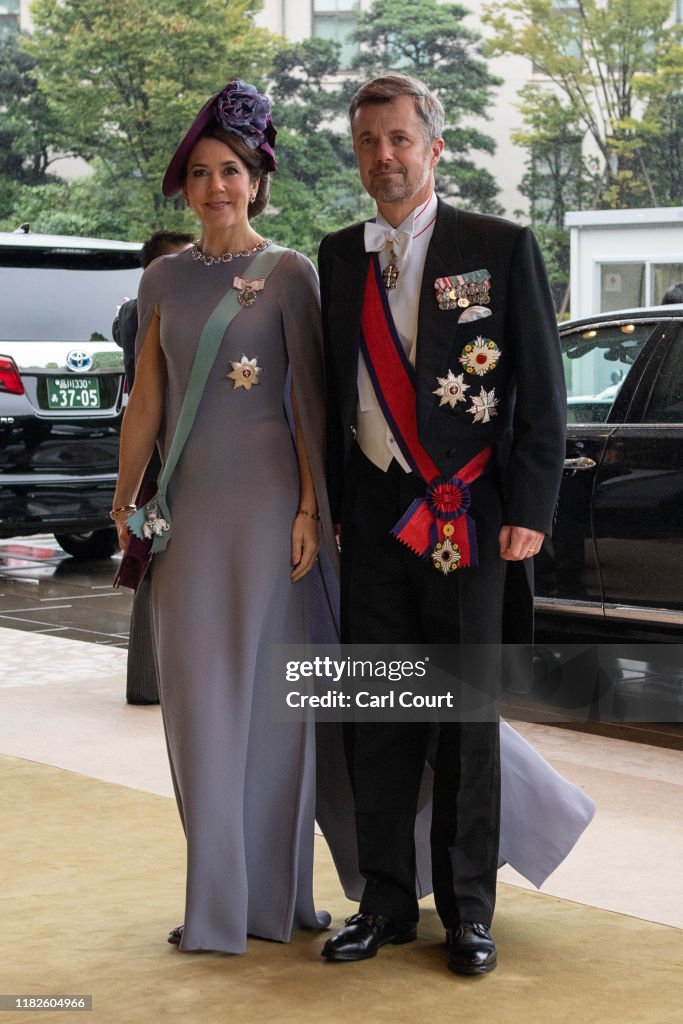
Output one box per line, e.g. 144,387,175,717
113,230,193,706
661,282,683,304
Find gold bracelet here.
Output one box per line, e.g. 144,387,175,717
297,508,320,521
109,504,136,521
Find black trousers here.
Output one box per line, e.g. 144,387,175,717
340,446,502,926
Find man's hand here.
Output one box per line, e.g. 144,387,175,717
499,525,545,561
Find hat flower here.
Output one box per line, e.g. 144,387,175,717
213,79,274,150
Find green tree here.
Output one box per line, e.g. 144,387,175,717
19,0,276,237
635,32,683,206
5,0,504,246
0,30,61,184
484,0,683,209
0,29,65,225
511,93,601,311
3,173,143,238
267,37,371,257
485,0,683,309
350,0,503,213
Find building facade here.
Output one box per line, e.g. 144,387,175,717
257,0,530,217
567,208,683,318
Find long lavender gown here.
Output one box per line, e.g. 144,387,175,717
137,247,337,952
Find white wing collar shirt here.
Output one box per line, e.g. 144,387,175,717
357,191,438,473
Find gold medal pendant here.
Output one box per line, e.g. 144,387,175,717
232,274,265,307
432,538,462,574
382,248,400,290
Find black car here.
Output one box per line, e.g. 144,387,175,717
0,232,142,558
535,304,683,644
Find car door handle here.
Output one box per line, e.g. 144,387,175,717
563,457,597,470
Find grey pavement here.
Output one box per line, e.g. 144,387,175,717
0,535,131,645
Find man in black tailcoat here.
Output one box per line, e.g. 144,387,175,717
318,74,566,975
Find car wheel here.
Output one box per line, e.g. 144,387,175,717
54,527,119,560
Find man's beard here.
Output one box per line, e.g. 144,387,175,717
368,160,431,204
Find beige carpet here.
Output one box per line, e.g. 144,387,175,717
2,754,681,1024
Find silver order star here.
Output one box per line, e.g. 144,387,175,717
433,369,469,409
468,386,499,424
227,354,262,390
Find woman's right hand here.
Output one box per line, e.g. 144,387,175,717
112,305,166,554
112,510,132,552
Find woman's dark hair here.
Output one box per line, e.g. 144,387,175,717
182,127,272,219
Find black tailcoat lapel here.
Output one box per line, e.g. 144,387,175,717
321,224,368,432
415,200,465,432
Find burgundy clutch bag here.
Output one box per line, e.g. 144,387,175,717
112,479,156,592
113,533,152,591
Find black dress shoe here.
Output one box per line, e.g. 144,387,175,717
321,913,417,962
167,925,183,946
447,923,497,975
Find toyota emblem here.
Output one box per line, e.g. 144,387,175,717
66,350,93,372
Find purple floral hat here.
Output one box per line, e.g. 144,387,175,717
162,79,277,197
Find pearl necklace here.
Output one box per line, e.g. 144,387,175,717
191,238,271,266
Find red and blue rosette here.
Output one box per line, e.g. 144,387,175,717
391,448,490,569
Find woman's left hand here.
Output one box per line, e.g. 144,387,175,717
291,512,320,582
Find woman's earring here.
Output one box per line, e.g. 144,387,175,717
249,192,257,204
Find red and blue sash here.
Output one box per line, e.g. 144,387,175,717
359,255,491,569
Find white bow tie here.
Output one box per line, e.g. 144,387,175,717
364,222,412,263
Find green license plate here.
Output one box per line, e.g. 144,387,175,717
46,376,101,410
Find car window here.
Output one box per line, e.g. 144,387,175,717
642,327,683,423
0,249,141,344
562,322,652,424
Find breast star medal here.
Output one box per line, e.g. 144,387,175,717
468,387,499,424
459,337,501,377
433,370,469,409
382,248,400,289
432,537,462,574
227,354,262,390
233,275,265,307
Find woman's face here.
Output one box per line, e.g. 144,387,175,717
182,136,257,232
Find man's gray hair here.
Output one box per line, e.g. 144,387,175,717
349,73,445,143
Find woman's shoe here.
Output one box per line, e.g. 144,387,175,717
167,925,184,946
